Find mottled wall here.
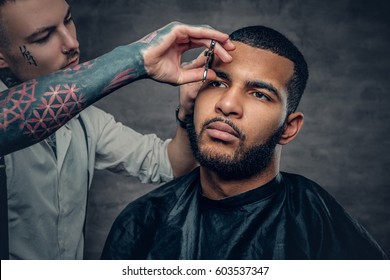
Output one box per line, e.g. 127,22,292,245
67,0,390,259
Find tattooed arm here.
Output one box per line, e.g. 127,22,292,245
0,22,234,155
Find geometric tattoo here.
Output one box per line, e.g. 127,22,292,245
102,68,135,94
23,83,84,139
138,31,158,44
0,79,38,130
0,60,95,141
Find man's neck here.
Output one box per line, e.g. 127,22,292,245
0,69,21,88
199,159,280,200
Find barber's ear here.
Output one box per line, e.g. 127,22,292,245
279,112,304,145
0,52,10,68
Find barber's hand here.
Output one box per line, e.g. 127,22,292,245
138,21,235,85
176,51,207,119
177,81,202,120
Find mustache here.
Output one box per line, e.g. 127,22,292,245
66,48,79,56
202,117,245,140
66,50,80,62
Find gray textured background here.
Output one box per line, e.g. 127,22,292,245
67,0,390,259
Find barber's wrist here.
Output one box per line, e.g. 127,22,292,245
175,106,190,129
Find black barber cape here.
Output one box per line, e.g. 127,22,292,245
102,168,387,259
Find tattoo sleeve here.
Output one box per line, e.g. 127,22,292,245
0,43,147,155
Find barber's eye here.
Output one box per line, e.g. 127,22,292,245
33,35,50,44
64,14,74,24
208,81,226,88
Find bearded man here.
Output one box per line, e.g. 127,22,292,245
101,25,387,260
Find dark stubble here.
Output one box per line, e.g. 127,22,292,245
187,117,285,180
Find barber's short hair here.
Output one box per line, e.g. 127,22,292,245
0,0,15,7
0,0,14,49
230,26,308,114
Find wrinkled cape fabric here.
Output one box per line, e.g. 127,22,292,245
102,168,387,260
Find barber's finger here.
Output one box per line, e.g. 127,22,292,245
181,51,207,70
179,81,203,101
177,23,231,43
192,36,235,51
190,38,234,63
178,67,217,84
220,39,236,51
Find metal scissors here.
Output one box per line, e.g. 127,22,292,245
202,39,216,82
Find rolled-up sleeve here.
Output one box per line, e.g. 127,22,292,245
82,106,173,183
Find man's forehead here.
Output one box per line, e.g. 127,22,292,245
220,41,293,65
212,42,294,86
1,0,69,35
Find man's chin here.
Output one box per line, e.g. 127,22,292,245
198,147,236,162
195,140,278,180
199,139,240,153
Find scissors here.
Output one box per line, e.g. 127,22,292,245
202,39,216,82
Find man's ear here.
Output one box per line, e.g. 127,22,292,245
0,51,10,68
279,112,304,145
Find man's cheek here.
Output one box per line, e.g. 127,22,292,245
19,45,38,67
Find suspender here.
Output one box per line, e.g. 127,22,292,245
0,156,9,260
78,116,90,186
0,117,89,260
1,81,9,259
78,116,90,260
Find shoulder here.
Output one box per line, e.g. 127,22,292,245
280,171,354,222
280,172,336,206
112,168,200,228
280,172,323,190
77,106,123,138
280,172,352,235
0,80,7,92
102,169,200,259
280,172,387,259
78,106,113,125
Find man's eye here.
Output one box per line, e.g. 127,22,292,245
208,81,227,88
65,14,74,24
33,35,50,44
252,91,270,101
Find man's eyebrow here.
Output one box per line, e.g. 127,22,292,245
25,6,72,42
247,80,281,99
214,70,231,81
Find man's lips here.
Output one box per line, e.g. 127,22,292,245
63,57,79,69
205,121,240,142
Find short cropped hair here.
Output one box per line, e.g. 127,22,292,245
230,26,309,114
0,0,14,49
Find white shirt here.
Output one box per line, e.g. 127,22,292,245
2,82,173,259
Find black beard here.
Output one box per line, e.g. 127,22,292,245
187,117,285,180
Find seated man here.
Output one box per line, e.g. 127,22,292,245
101,25,387,260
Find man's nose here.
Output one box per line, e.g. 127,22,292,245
60,26,79,54
214,87,243,118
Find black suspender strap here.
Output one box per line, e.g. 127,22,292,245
78,116,90,259
78,116,89,187
0,156,9,259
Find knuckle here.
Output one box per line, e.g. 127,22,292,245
200,24,213,30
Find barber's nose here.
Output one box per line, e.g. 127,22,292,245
215,88,243,118
60,26,79,54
